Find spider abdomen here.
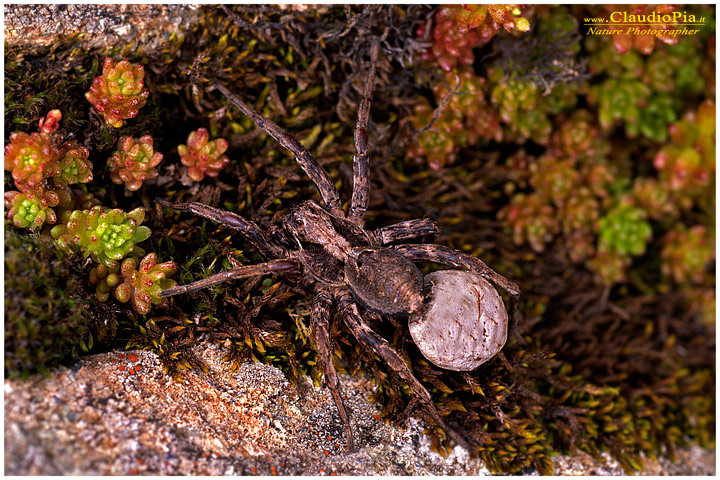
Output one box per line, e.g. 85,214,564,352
345,247,424,316
408,270,508,371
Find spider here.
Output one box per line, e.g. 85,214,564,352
156,40,520,450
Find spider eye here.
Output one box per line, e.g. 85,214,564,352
294,217,303,227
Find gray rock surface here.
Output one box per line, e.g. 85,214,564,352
4,342,486,475
4,342,714,475
4,4,201,54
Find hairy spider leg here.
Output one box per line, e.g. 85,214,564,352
156,199,286,259
337,289,471,451
214,81,344,217
374,218,442,245
348,39,380,224
391,244,521,327
159,259,299,297
311,288,354,450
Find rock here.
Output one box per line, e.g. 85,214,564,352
4,4,201,54
4,342,486,475
5,342,714,475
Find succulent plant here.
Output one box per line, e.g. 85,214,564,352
501,149,533,195
561,187,600,234
85,58,150,128
113,253,178,315
56,142,93,186
449,4,531,35
4,190,61,230
586,36,704,141
660,225,714,286
578,162,616,204
440,69,502,143
631,177,679,221
407,100,463,170
37,109,62,134
637,94,677,142
178,128,230,181
417,5,530,71
488,67,561,145
499,192,559,253
563,228,596,264
4,130,59,193
593,78,650,137
587,37,645,79
416,7,482,72
645,40,705,96
89,261,122,303
550,110,608,160
529,154,581,209
107,135,163,191
50,206,151,268
490,67,539,124
682,286,715,327
597,202,652,257
601,4,680,55
408,68,501,169
654,100,715,200
585,247,632,284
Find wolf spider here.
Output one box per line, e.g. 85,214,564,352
157,40,520,450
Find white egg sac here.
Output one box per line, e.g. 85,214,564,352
408,270,508,371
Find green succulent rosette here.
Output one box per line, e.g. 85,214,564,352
51,206,151,268
56,142,93,186
4,190,59,230
597,203,652,257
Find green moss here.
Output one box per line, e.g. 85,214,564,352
4,229,118,378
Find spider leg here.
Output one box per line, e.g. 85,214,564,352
337,289,470,451
156,199,286,259
373,218,442,245
159,259,298,297
214,81,343,217
392,244,521,325
311,288,354,450
348,39,380,224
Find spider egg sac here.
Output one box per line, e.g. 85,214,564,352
408,270,508,371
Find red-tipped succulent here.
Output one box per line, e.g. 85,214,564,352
4,190,62,230
56,142,93,186
107,135,163,191
85,58,150,128
4,110,65,193
37,109,62,134
418,5,531,71
602,4,680,55
114,253,178,315
178,128,230,181
653,100,715,202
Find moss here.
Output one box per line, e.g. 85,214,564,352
4,229,118,378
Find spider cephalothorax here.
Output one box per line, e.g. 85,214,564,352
157,39,520,450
